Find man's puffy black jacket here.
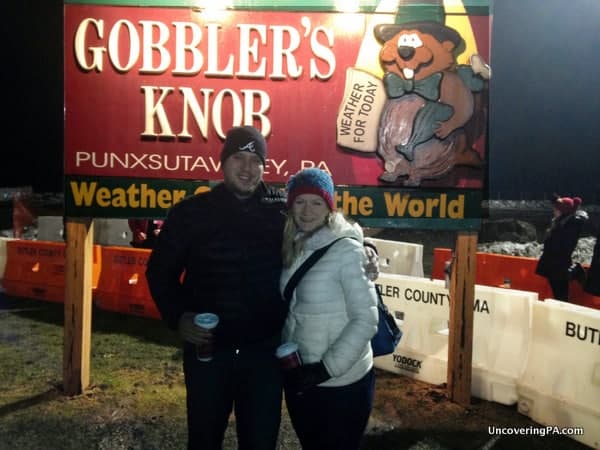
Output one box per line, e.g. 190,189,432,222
146,182,287,347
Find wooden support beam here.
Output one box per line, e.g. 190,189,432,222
447,230,477,406
63,218,94,396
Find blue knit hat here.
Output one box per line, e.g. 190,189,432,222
286,168,335,210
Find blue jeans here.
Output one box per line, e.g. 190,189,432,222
285,368,375,450
183,338,282,450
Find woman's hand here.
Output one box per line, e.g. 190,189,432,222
283,361,331,395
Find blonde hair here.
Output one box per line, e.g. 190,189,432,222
281,215,299,268
281,212,334,267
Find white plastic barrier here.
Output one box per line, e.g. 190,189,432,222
470,284,536,404
367,238,424,277
374,274,537,405
37,216,64,241
376,275,448,382
37,217,133,247
517,300,600,449
93,218,132,247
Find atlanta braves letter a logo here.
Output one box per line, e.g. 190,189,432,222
239,141,257,153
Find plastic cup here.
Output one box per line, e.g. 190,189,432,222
194,313,219,361
275,342,302,369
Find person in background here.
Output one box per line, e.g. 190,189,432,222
128,219,163,248
12,192,35,239
145,126,381,450
535,194,588,301
280,168,378,450
583,223,600,296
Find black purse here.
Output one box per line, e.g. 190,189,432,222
283,238,402,357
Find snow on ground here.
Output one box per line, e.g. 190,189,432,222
478,236,595,265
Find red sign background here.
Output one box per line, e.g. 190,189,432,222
65,5,489,187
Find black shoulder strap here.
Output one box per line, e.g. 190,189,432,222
283,238,346,303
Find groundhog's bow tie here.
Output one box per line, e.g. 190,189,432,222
384,72,441,101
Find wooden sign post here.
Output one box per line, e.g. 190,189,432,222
447,230,477,406
63,218,94,396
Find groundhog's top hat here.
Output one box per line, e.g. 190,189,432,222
374,3,464,55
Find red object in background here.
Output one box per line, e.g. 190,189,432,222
128,219,164,248
12,193,35,239
63,5,489,188
431,248,600,310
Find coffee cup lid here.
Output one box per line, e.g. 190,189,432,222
276,342,298,358
194,313,219,329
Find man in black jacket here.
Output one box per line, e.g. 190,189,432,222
146,126,287,449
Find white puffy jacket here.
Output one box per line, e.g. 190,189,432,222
280,213,379,387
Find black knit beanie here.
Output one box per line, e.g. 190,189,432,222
220,126,267,164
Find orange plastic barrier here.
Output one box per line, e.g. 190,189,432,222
432,248,600,310
94,246,161,320
2,240,101,303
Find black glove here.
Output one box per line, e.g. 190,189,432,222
284,361,331,395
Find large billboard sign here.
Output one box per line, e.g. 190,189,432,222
64,1,490,228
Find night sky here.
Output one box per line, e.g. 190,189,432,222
4,1,63,193
4,0,600,201
489,0,600,202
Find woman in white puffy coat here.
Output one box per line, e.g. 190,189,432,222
280,168,378,450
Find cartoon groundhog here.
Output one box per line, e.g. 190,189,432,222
374,21,490,186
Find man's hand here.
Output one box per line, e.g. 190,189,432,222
178,312,213,346
363,239,380,281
